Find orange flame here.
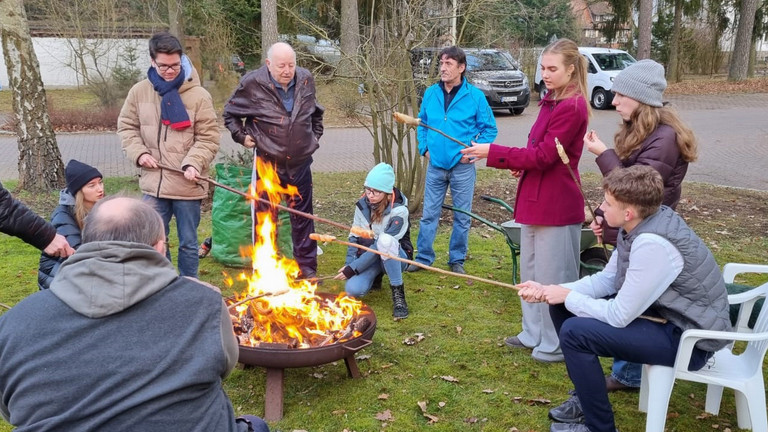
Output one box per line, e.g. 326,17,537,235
229,159,364,348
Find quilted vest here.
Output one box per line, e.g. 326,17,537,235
615,206,731,352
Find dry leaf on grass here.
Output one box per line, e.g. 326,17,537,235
375,409,393,421
440,375,459,383
423,413,439,423
438,401,446,408
331,409,346,415
465,417,479,424
482,389,494,393
527,398,551,405
456,326,462,334
378,393,389,400
417,401,428,412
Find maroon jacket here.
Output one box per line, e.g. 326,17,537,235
486,94,588,226
595,123,689,244
222,66,324,167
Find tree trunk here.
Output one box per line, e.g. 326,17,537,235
728,0,758,81
261,0,278,63
0,0,64,192
338,0,361,77
667,0,683,82
168,0,185,40
637,0,652,59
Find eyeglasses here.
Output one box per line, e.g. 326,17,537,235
364,187,384,195
155,62,181,72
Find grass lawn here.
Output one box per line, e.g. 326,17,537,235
1,170,766,432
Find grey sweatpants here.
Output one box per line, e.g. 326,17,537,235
516,223,580,362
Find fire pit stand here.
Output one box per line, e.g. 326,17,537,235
236,294,377,422
261,338,372,421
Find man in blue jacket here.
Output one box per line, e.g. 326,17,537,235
406,46,497,275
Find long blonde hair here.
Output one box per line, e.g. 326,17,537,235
74,190,92,230
542,38,590,115
614,104,697,162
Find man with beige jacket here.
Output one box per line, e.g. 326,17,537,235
118,32,219,278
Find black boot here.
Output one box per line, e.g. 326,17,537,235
390,284,409,319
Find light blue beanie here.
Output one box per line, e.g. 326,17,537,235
364,163,395,194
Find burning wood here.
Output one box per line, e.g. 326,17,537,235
226,160,369,349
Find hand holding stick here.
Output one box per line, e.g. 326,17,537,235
155,163,374,239
554,138,610,260
393,112,469,148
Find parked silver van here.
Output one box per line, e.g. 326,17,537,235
534,47,636,109
411,47,531,115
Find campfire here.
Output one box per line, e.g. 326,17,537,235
226,158,369,349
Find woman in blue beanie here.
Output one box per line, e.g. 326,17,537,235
38,160,104,289
334,163,413,319
579,59,698,394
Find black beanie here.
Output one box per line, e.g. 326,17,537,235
65,160,102,195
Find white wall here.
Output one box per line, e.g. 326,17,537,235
0,37,151,89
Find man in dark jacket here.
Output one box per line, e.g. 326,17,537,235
222,42,324,279
0,182,74,258
0,196,268,432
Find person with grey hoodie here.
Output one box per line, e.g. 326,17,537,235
0,196,268,432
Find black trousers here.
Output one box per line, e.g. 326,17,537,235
255,156,317,274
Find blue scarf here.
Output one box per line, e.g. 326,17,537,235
147,66,190,130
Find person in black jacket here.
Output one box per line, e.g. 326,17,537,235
38,160,104,289
0,183,74,258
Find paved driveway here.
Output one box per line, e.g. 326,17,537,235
0,93,766,191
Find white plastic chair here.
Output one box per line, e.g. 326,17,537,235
639,263,768,432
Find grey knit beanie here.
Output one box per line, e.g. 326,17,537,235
611,59,667,107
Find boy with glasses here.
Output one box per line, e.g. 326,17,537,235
118,32,219,279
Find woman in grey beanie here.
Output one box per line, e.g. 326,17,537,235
582,58,698,393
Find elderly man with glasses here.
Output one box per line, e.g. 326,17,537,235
118,31,219,279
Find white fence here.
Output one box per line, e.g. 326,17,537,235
0,37,151,89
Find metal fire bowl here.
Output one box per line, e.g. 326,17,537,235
237,292,377,369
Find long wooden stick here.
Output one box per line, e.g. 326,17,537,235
0,302,11,310
155,163,373,238
311,233,521,290
392,112,470,148
554,138,610,260
227,289,291,310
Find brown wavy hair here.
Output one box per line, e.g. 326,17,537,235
542,39,590,115
613,105,697,162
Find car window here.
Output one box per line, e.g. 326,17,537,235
466,52,516,72
583,55,597,74
591,53,636,71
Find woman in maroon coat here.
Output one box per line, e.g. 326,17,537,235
462,39,589,363
583,59,698,392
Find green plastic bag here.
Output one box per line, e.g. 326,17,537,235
211,164,252,266
210,164,294,267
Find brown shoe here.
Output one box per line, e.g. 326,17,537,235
605,375,639,392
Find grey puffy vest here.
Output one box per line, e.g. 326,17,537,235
615,206,731,352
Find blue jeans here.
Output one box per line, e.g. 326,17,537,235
143,195,201,278
345,246,408,297
611,359,642,387
415,162,476,266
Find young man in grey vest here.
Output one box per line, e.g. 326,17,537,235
517,165,731,432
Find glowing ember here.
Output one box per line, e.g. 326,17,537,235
226,159,364,348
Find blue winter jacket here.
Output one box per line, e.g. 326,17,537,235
417,78,497,169
38,190,80,290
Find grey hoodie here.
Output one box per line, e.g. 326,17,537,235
0,241,244,431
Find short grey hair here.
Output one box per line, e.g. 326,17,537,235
82,195,165,246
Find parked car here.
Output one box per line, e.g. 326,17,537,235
411,47,531,115
214,54,246,77
534,47,636,110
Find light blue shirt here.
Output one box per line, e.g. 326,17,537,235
562,233,684,327
269,73,296,113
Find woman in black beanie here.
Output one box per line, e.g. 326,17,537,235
37,159,104,289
